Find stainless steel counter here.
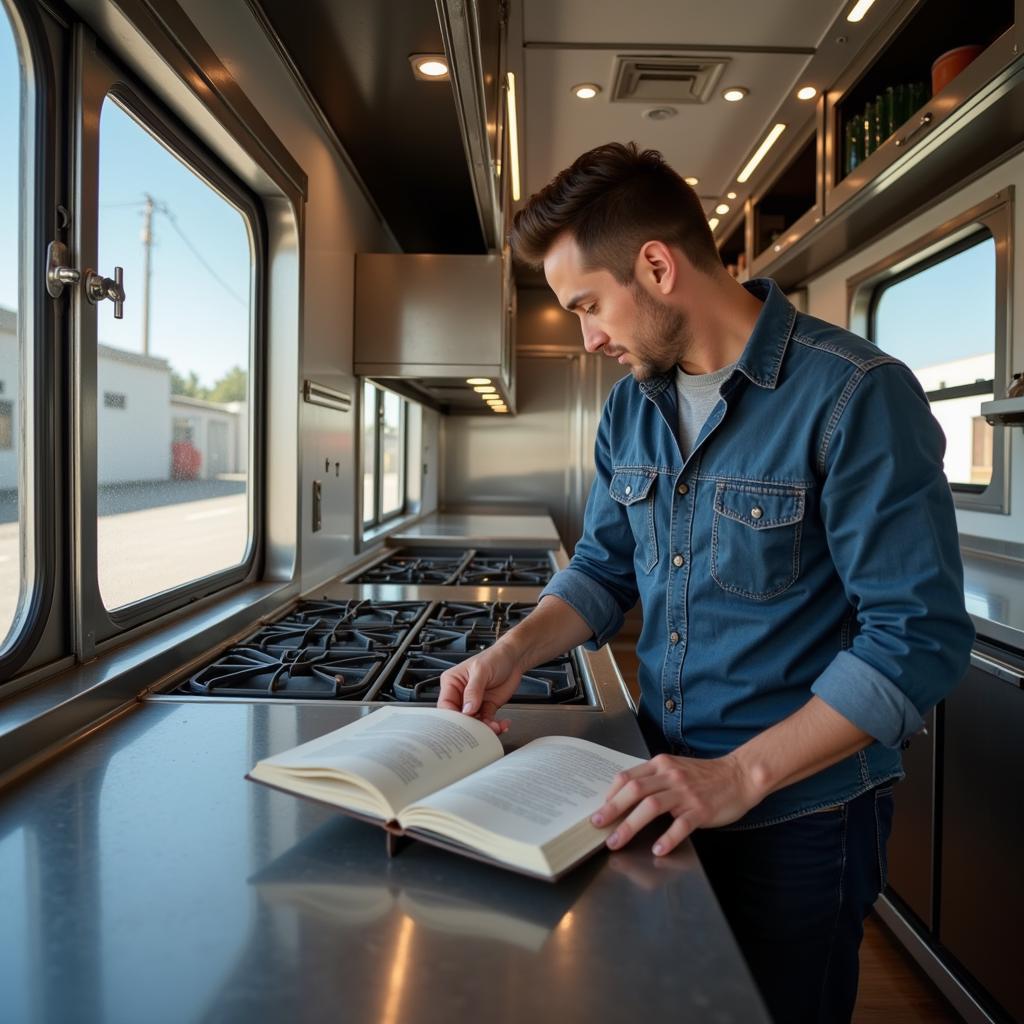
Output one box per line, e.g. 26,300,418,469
389,512,562,548
962,550,1024,649
0,700,768,1024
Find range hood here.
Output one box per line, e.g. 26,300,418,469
353,253,516,414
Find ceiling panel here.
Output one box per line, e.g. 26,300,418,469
523,47,815,203
524,0,848,49
256,0,485,254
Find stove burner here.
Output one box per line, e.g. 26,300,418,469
185,646,389,699
455,552,553,586
427,601,536,630
288,600,428,627
244,621,409,653
355,554,465,585
386,651,581,704
410,624,501,653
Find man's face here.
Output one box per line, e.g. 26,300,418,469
543,233,690,381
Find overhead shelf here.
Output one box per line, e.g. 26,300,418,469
982,397,1024,427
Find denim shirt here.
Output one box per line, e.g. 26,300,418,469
541,278,974,828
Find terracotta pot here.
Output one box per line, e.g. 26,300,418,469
931,45,984,95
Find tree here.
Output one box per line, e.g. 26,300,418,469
207,366,247,403
170,369,208,399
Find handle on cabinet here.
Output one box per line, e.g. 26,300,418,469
894,111,934,149
970,650,1024,688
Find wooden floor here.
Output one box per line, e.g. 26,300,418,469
608,639,963,1023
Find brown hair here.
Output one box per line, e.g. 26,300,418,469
509,142,721,283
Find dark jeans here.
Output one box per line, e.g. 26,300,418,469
691,785,895,1024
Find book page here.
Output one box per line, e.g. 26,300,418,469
256,707,504,815
400,736,646,848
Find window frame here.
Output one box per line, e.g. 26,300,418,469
0,0,59,682
847,189,1013,515
73,44,266,656
359,381,410,535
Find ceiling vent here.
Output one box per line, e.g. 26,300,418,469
611,55,729,104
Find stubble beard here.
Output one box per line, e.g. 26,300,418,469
627,284,692,382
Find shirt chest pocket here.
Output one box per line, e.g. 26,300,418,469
609,469,659,573
711,482,805,600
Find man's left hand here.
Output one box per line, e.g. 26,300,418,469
591,753,762,856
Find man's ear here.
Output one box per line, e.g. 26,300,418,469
636,241,677,295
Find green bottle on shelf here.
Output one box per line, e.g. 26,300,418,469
863,100,876,157
845,115,863,175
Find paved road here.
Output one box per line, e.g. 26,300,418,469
0,484,248,645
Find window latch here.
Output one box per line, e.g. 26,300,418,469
45,240,125,319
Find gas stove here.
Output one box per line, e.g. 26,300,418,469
174,599,428,700
454,551,554,586
172,599,589,706
351,548,554,586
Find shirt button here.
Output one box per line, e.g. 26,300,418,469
665,698,676,713
751,506,763,519
669,631,679,644
672,553,684,567
677,483,689,495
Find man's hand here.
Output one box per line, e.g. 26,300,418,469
437,643,524,736
591,752,761,856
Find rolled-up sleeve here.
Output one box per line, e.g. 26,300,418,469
811,361,974,747
540,398,640,650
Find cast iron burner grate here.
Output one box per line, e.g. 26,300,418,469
407,623,501,654
183,645,390,699
455,551,553,586
287,600,428,628
385,651,582,704
243,620,411,654
354,553,466,585
427,601,536,630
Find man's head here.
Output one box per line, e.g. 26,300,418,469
509,142,723,380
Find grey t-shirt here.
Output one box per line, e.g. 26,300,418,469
675,362,736,458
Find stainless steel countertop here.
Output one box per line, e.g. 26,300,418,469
389,512,561,548
962,550,1024,649
0,700,768,1024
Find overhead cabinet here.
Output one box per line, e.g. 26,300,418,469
354,253,515,413
736,0,1020,290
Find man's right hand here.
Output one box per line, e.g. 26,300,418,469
437,643,524,736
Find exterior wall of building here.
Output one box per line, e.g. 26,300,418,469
169,397,243,479
0,318,17,492
96,347,172,485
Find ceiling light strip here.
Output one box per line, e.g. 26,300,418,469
506,72,522,202
846,0,876,22
736,123,786,184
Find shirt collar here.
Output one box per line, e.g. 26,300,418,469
638,277,796,398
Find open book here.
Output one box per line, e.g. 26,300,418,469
247,706,647,881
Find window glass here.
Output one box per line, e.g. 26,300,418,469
872,236,996,488
96,98,253,610
362,381,377,525
0,5,25,648
380,391,404,518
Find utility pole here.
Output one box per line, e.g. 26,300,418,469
139,193,154,355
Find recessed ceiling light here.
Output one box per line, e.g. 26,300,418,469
474,385,496,393
708,217,720,231
715,203,730,215
684,176,699,186
726,191,737,199
797,85,818,101
466,377,491,385
722,87,749,102
485,397,503,404
410,54,449,80
846,0,876,22
572,83,601,100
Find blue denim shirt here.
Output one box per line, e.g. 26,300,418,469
541,278,974,828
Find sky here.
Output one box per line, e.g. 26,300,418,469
1,18,251,389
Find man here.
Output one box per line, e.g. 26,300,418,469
437,142,973,1022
